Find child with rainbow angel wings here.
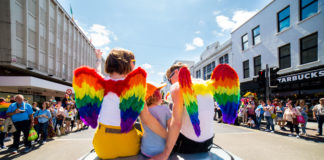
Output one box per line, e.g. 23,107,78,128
73,48,167,159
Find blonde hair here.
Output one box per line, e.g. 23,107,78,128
105,48,135,75
166,62,186,79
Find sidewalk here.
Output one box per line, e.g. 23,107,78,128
238,120,324,142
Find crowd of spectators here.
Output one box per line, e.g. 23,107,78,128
235,97,324,138
0,94,87,154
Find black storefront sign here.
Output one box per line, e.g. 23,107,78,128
277,68,324,84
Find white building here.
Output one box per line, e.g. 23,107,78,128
231,0,324,99
192,40,232,80
0,0,102,102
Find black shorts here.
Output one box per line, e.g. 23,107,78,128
172,133,213,154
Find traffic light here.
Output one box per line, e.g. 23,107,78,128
270,67,279,86
257,70,266,87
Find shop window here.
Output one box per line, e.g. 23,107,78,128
300,32,317,64
300,0,318,20
196,70,201,79
279,44,291,69
252,26,261,45
277,6,290,32
242,34,248,51
253,55,261,76
243,60,249,78
219,54,229,64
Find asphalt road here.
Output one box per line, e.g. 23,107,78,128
0,123,323,160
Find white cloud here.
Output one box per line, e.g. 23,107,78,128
141,63,152,70
88,24,117,47
192,37,204,47
213,11,221,16
195,31,201,34
185,37,204,51
216,10,257,31
158,72,165,76
185,43,196,51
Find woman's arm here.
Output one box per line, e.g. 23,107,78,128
140,104,167,139
95,49,102,73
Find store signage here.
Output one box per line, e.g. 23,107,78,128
66,89,72,95
277,69,324,84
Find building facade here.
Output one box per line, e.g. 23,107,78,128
192,40,232,80
231,0,324,100
0,0,102,103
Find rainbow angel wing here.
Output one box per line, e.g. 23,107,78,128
0,102,10,119
178,67,200,137
118,67,147,133
73,66,105,128
209,64,240,124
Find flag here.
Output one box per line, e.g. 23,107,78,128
70,4,74,21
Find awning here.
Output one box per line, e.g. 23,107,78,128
0,76,73,93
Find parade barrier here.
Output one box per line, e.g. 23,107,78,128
79,144,241,160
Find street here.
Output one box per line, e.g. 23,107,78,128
1,122,323,160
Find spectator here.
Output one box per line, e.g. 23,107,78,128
34,102,51,144
296,99,309,136
247,117,255,128
32,102,40,112
276,101,286,131
70,103,77,131
264,99,275,132
54,101,65,134
255,100,265,130
0,117,5,150
62,94,69,108
64,104,74,133
76,108,83,131
312,98,324,136
6,94,33,154
284,102,301,138
247,100,256,124
9,96,15,103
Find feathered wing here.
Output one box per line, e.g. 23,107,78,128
178,67,200,137
209,64,240,124
0,102,10,119
118,67,147,133
73,66,105,128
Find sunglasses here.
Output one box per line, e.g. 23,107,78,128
131,59,136,65
168,70,176,84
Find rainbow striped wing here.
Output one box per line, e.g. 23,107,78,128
178,67,200,137
209,64,240,124
73,66,105,128
119,67,147,133
0,102,10,119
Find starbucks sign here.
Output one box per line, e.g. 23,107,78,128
277,68,324,84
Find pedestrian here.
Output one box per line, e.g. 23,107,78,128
283,102,301,138
0,117,6,150
264,99,275,132
276,101,286,131
70,103,77,131
312,98,324,136
296,99,309,136
6,95,33,154
255,100,265,130
247,100,256,124
34,102,51,144
64,103,74,133
54,101,65,134
76,108,83,131
32,102,40,113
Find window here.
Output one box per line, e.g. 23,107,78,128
219,54,229,64
279,44,291,69
278,6,290,32
300,0,318,20
196,70,201,79
300,32,318,64
252,26,261,45
243,60,249,78
203,62,215,80
241,34,248,51
253,56,261,76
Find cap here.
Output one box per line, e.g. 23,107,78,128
145,82,167,100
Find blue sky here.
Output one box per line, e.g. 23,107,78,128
58,0,272,83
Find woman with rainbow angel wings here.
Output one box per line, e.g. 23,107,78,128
73,48,167,159
178,64,240,137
